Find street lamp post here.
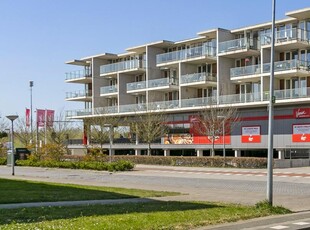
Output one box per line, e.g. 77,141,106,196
267,0,276,206
6,115,19,176
30,81,34,143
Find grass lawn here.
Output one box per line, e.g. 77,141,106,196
0,201,290,230
0,178,179,204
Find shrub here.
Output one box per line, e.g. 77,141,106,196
0,157,6,165
15,159,134,172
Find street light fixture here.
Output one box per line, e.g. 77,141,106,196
217,115,226,159
6,115,19,176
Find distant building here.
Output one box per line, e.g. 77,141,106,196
65,8,310,158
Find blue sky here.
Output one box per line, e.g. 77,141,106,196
0,0,309,118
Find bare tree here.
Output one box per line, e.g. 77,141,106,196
15,117,32,147
130,109,168,156
84,108,120,155
194,103,239,157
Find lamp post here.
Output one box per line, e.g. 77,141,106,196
217,116,226,159
6,115,19,176
30,81,34,143
267,0,276,206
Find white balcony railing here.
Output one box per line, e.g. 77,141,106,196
100,59,146,75
100,85,118,95
127,81,147,91
156,45,216,65
180,72,216,84
65,69,91,81
218,38,257,54
65,90,92,99
260,28,310,46
66,87,310,117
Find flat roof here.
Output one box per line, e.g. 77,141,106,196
286,7,310,20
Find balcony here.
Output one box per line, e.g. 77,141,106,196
127,81,147,92
100,85,118,96
260,28,310,50
230,64,261,80
65,90,92,101
262,60,309,77
100,59,146,75
66,87,310,118
180,72,217,86
218,38,259,58
65,69,92,83
147,78,178,91
156,45,216,66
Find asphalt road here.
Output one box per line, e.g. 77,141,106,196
0,165,309,212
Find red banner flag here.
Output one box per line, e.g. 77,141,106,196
46,110,55,127
26,108,30,127
36,109,45,127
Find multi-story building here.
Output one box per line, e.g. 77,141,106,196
65,8,310,159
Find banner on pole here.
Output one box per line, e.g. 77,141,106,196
46,110,55,127
36,109,46,127
26,108,30,127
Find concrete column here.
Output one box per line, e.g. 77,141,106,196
164,149,170,157
234,149,241,157
196,149,203,157
278,150,284,159
135,149,141,156
110,149,115,155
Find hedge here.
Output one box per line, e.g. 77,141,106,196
54,155,267,169
108,156,268,168
15,159,134,172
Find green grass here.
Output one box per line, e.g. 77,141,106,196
0,201,291,230
0,178,179,204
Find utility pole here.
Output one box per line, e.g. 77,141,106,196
30,81,34,143
267,0,276,206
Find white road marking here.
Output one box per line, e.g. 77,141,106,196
270,225,289,229
293,222,310,225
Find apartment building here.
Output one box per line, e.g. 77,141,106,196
65,8,310,159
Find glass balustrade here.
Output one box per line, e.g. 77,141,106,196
230,64,261,78
156,45,216,64
218,38,257,53
66,87,310,118
100,85,118,95
262,59,307,73
66,90,92,99
127,81,147,91
148,78,170,88
65,69,91,81
180,72,216,84
260,28,310,46
100,59,146,74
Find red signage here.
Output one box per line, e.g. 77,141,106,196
294,108,310,119
241,126,261,143
292,124,310,142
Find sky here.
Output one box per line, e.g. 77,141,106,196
0,0,309,119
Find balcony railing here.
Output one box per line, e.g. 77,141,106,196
127,81,147,91
180,72,216,84
263,60,309,73
148,78,178,88
230,64,261,79
65,69,91,81
66,87,310,117
100,59,146,75
260,28,310,46
65,90,92,99
218,38,257,54
156,45,216,64
100,85,118,95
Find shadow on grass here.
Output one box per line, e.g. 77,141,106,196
0,178,153,204
0,200,223,225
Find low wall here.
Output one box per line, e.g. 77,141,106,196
275,159,310,168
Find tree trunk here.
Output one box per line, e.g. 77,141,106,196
211,136,215,157
147,143,151,156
